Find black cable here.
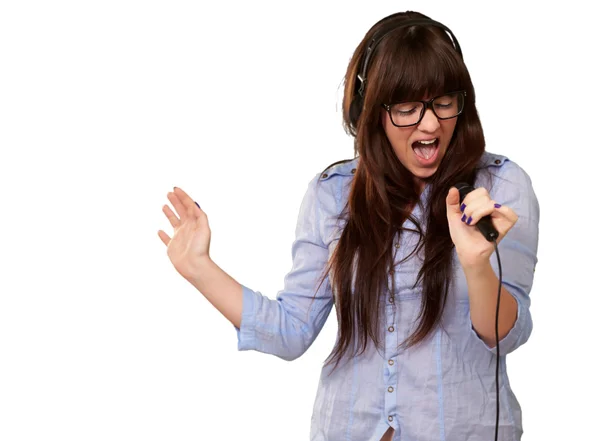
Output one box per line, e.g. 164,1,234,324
493,240,502,441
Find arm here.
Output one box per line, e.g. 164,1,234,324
189,173,335,361
186,257,243,329
468,162,540,355
464,261,518,347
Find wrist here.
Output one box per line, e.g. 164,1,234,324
460,259,492,276
184,255,214,286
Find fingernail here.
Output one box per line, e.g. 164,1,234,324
460,203,466,212
467,216,472,225
461,214,466,222
195,201,201,208
494,203,502,208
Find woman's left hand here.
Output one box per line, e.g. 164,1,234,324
446,186,519,268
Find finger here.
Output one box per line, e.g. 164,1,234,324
464,200,498,226
446,187,462,215
157,230,171,246
461,187,490,207
162,204,181,228
460,189,492,221
193,200,205,215
461,197,491,224
173,187,198,219
492,204,519,224
468,199,519,227
167,191,189,221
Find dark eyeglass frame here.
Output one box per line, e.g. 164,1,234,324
381,90,467,128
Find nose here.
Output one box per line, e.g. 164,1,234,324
417,108,440,132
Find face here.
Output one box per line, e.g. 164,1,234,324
381,97,458,191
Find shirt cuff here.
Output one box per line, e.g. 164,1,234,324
233,284,258,351
469,289,525,355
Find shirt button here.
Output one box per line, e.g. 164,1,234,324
388,297,394,303
395,242,400,248
494,159,501,164
388,359,394,366
389,269,394,275
388,416,393,422
321,173,328,179
351,168,356,174
388,326,394,332
388,386,394,393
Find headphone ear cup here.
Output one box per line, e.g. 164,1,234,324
349,95,363,127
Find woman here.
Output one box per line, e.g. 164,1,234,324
158,11,539,441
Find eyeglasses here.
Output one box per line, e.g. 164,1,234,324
382,91,467,127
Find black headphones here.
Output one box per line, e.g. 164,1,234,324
348,15,464,127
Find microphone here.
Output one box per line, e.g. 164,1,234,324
454,183,499,242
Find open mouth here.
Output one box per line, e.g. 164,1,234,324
412,138,439,162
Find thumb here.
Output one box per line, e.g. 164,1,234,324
446,187,462,215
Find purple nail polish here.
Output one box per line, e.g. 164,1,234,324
460,203,466,212
467,216,472,225
195,201,201,208
494,203,502,208
461,214,466,222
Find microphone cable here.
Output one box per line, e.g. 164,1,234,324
455,182,503,440
492,240,502,441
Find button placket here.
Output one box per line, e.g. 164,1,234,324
384,239,400,428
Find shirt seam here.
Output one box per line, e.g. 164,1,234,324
436,328,446,441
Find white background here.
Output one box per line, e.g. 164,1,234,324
0,1,597,440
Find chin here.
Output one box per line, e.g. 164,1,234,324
414,169,438,180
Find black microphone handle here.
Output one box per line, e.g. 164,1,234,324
473,216,499,242
454,182,499,243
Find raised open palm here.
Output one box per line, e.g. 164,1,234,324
158,187,211,281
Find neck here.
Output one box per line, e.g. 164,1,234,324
414,178,426,194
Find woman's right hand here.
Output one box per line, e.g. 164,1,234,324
158,186,212,281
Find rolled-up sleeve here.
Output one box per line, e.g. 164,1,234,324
233,172,335,361
470,161,540,355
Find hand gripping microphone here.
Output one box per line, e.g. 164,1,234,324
455,183,499,242
454,182,503,441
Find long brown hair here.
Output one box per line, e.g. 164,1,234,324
312,11,488,373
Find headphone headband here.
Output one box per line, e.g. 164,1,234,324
356,18,463,98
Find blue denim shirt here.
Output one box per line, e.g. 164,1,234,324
234,151,539,441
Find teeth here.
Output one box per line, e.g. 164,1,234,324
416,139,437,145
